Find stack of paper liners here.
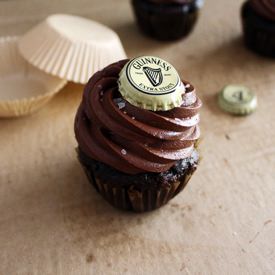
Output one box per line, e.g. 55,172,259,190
18,14,127,84
0,37,66,117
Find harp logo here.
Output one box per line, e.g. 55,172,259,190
142,67,163,87
126,56,180,96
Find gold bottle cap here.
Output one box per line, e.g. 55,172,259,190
218,85,257,115
118,56,185,111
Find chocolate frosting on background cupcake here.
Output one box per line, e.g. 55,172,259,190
250,0,275,21
75,60,202,175
149,0,193,3
148,0,204,8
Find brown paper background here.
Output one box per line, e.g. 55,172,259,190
1,0,275,274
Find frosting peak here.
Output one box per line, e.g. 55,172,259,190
75,60,202,175
250,0,275,21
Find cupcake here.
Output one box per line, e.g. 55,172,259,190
74,56,202,212
241,0,275,58
131,0,204,41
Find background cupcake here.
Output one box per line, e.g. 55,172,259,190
74,56,202,212
131,0,204,41
242,0,275,58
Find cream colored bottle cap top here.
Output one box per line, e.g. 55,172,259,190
218,85,257,115
118,56,185,111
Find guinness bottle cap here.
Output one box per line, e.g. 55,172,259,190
218,85,257,115
118,56,185,111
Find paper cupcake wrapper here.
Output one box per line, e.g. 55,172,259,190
18,14,127,84
81,160,195,212
0,93,60,118
132,0,199,40
0,36,67,117
241,1,275,58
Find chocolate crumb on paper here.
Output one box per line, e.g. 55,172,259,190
86,253,95,263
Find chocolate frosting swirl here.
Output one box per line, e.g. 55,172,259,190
75,60,202,175
250,0,275,21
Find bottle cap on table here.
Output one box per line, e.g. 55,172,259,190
118,56,185,111
218,85,257,115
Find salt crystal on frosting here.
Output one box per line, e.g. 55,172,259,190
118,102,125,109
113,98,126,109
121,149,127,155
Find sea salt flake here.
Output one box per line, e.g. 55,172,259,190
113,98,126,109
132,117,135,120
118,102,125,109
183,5,189,12
121,149,127,155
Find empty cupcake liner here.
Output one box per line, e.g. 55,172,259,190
18,14,127,84
0,36,67,118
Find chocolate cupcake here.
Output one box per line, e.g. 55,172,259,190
74,56,202,212
242,0,275,58
131,0,204,41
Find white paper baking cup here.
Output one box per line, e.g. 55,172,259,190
18,14,127,84
0,37,67,118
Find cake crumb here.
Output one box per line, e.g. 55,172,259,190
225,134,231,140
86,253,95,263
264,219,272,226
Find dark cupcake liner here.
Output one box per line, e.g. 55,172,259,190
78,149,198,212
241,1,275,58
82,164,194,212
131,0,201,41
